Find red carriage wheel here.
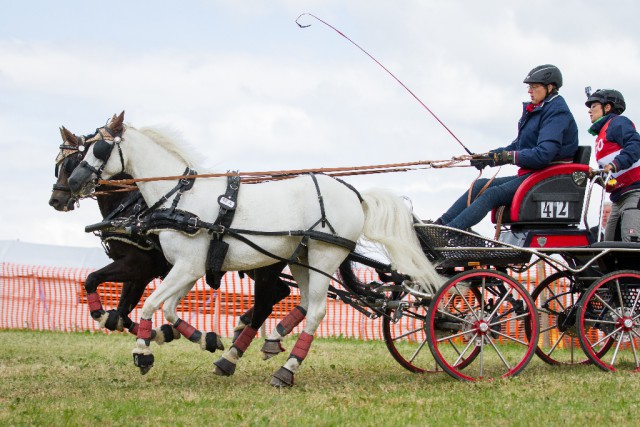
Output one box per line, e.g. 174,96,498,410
577,270,640,372
427,269,538,381
529,271,611,365
382,291,444,373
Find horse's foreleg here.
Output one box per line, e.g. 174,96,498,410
132,264,200,374
215,263,288,376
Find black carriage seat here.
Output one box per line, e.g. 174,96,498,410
491,146,591,228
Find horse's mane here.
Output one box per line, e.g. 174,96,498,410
134,125,203,170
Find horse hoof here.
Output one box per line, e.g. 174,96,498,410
213,357,236,376
270,367,294,387
261,339,285,360
133,353,154,374
139,365,153,375
205,332,224,353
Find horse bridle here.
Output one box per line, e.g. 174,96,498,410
77,125,126,182
53,135,87,194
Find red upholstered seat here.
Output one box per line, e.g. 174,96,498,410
491,163,590,226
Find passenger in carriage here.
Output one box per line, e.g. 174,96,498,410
586,89,640,242
589,201,611,242
434,64,579,232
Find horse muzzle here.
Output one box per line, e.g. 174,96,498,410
68,163,97,197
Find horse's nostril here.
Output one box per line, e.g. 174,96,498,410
49,198,59,208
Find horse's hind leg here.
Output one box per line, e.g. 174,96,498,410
214,262,288,376
162,289,223,353
271,249,345,387
261,264,308,360
232,262,290,342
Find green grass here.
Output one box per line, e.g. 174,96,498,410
1,330,639,426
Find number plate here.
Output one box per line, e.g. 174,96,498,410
540,201,569,218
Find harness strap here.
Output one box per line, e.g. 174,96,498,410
220,227,349,285
214,173,241,230
104,191,146,222
309,173,337,234
138,167,197,217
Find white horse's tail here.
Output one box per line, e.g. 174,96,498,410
361,189,443,290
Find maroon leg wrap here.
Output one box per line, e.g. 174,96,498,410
86,292,103,313
129,322,139,335
138,318,153,340
174,319,202,342
233,327,258,353
290,332,314,361
277,306,307,336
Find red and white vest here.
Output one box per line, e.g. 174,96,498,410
595,119,640,192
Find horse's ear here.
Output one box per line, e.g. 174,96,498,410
60,126,78,146
110,111,125,134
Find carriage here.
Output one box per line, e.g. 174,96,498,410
53,115,640,384
342,144,640,380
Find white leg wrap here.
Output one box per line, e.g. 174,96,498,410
222,346,241,364
132,339,153,355
283,357,301,374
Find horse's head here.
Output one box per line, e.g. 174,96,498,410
49,126,88,211
68,111,126,197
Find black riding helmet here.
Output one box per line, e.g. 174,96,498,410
585,89,626,114
523,64,563,89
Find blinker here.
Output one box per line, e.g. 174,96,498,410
93,139,113,161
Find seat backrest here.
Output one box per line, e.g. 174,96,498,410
491,163,590,226
573,145,592,165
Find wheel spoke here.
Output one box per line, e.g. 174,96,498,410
436,328,473,343
391,326,426,341
546,330,567,357
615,278,625,313
593,292,623,320
491,328,530,346
436,307,475,326
452,285,481,322
485,335,511,371
629,331,640,368
453,333,478,367
491,311,530,327
487,286,512,320
591,325,623,348
610,330,625,366
408,336,429,364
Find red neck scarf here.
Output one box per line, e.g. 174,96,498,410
526,102,541,113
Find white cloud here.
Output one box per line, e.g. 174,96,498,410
1,1,639,247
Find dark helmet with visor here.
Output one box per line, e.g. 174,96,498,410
523,64,563,89
585,89,626,114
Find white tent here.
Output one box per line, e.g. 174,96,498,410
0,240,110,269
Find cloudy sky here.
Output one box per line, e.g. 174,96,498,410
2,0,639,248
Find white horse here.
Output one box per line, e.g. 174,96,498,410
68,112,441,386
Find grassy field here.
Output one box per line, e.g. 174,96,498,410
1,330,639,426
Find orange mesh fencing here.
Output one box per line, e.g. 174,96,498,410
0,261,592,344
0,262,385,339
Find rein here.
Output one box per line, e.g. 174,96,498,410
96,158,468,190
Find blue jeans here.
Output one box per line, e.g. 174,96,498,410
440,174,530,230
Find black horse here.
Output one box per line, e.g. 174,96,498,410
49,126,291,349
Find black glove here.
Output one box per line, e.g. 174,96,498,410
470,151,514,170
492,151,514,166
470,158,493,170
